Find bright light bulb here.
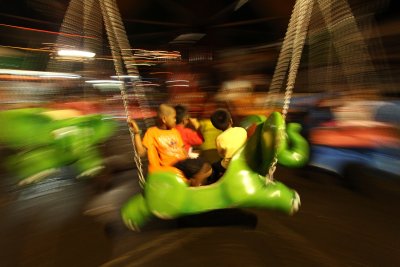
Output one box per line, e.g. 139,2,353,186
57,49,95,58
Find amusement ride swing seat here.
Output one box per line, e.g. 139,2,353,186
118,0,314,231
121,112,309,231
0,108,117,184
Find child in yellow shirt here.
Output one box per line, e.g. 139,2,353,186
208,108,247,183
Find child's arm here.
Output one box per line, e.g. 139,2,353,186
188,118,200,130
215,136,227,159
217,147,226,158
128,118,147,157
186,118,204,146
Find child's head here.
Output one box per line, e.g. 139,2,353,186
173,158,212,186
158,104,176,129
210,108,232,131
175,105,189,126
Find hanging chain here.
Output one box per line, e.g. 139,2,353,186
101,0,146,187
105,0,147,187
104,0,155,129
266,0,313,183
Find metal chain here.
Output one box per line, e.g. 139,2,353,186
101,0,146,187
104,0,147,187
266,0,314,183
104,0,155,130
266,0,298,108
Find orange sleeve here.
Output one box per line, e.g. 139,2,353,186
142,129,152,150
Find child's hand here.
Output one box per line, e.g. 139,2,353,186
188,118,200,130
128,118,140,134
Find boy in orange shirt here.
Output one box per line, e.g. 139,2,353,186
129,104,211,186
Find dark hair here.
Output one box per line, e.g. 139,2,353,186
175,105,188,124
210,108,232,130
173,158,206,178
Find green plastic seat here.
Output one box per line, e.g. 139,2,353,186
0,108,117,183
0,108,54,148
121,112,309,231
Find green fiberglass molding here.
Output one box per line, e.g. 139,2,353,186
0,108,117,184
122,112,309,231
